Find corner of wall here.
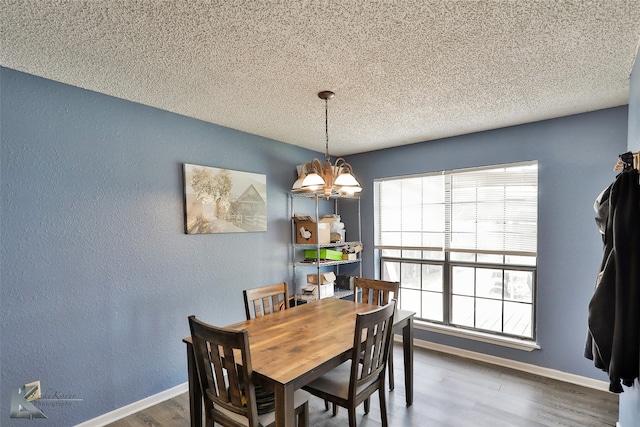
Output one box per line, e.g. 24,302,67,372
628,44,640,151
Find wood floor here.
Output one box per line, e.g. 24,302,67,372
107,345,619,427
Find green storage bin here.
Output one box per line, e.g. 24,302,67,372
304,248,343,261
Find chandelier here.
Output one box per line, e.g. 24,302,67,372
291,91,362,199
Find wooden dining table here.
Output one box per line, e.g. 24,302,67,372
183,297,415,427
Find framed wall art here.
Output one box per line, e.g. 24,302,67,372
183,163,267,234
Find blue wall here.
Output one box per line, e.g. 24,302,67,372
0,66,630,425
349,106,628,380
0,67,314,425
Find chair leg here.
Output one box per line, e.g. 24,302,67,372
296,401,309,427
388,349,395,391
324,399,330,411
379,389,389,427
332,402,338,416
364,397,370,414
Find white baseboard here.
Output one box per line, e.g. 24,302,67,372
79,339,611,426
74,382,188,427
399,336,610,392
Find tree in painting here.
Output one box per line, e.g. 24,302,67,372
190,167,232,219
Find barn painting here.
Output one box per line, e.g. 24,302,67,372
183,163,267,234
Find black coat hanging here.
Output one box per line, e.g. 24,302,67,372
585,166,640,393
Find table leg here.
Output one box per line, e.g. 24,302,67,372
186,343,202,427
402,317,414,406
273,383,295,427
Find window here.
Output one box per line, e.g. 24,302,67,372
375,162,538,340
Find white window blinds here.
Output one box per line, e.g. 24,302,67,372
375,161,538,256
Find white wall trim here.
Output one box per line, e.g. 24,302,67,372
401,336,610,392
413,320,540,351
74,382,188,427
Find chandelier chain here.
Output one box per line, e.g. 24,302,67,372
324,97,330,162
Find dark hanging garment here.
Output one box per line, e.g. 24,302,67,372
585,168,640,393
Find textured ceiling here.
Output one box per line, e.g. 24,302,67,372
2,1,640,156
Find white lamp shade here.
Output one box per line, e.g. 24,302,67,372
339,185,363,194
301,173,325,189
291,175,305,191
334,172,361,187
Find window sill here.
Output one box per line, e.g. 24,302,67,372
413,320,540,352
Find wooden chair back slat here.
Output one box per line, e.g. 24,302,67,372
354,278,399,306
243,282,290,320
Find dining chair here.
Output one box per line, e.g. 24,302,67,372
188,315,310,427
354,277,400,391
354,277,399,306
302,300,396,427
243,282,290,320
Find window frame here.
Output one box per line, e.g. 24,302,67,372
375,161,538,342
